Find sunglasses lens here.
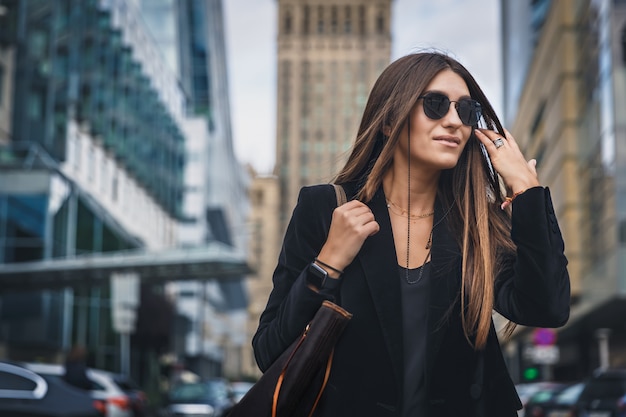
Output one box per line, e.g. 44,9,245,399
422,94,450,120
457,99,481,126
421,93,482,126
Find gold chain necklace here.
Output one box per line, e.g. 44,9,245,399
386,199,435,219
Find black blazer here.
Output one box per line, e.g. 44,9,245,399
253,181,570,417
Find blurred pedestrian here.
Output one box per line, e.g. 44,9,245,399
252,52,570,417
63,345,92,390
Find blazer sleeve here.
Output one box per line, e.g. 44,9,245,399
252,184,338,371
494,186,571,327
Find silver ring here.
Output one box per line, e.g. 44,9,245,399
493,138,505,149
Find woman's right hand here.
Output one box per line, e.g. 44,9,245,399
316,200,380,274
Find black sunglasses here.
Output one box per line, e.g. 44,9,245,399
418,92,482,126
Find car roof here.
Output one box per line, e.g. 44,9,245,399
20,362,124,395
0,362,48,400
22,363,64,375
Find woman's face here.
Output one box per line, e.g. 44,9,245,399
395,69,474,172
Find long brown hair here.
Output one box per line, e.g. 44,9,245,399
335,52,516,349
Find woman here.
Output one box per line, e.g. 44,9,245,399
252,52,570,417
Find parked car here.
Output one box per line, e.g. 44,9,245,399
0,361,105,417
523,382,569,417
166,378,235,417
576,369,626,417
23,362,133,417
517,382,567,415
545,382,586,417
229,381,254,403
110,373,150,417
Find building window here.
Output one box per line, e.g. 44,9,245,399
1,195,48,262
621,24,626,64
303,5,310,35
27,90,44,120
100,156,108,193
530,101,546,136
252,189,264,206
331,6,338,33
112,172,119,202
73,134,81,171
87,145,95,182
317,6,324,34
530,0,551,45
344,6,352,34
284,8,292,34
376,9,385,34
358,6,366,35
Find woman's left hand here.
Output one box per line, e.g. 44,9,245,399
474,128,540,194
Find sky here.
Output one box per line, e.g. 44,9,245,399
223,0,502,174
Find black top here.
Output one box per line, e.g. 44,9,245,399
400,262,431,417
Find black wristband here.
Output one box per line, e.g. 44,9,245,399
314,258,344,275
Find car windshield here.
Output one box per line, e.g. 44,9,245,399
555,383,585,404
530,389,560,404
581,377,626,400
170,382,227,403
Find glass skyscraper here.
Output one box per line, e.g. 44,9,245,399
140,0,250,378
0,0,217,394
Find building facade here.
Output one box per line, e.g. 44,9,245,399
0,0,190,387
140,0,250,379
500,0,626,382
275,0,392,230
239,168,281,379
0,0,250,404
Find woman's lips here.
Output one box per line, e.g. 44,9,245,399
434,136,461,146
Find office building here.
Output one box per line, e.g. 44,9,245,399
140,0,250,378
0,1,250,402
500,0,626,381
239,168,281,378
275,0,392,230
0,0,187,374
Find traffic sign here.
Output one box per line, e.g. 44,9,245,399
523,345,560,364
533,328,557,346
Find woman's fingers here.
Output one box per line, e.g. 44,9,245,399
321,200,379,270
502,128,523,153
474,128,539,193
335,201,376,228
528,158,537,176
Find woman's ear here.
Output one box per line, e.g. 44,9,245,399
382,125,391,137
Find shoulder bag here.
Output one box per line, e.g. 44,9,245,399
227,184,351,417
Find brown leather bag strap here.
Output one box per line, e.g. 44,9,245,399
332,183,347,207
307,350,334,417
271,324,333,417
272,326,309,417
271,334,334,417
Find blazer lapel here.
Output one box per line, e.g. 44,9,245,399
356,186,405,390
